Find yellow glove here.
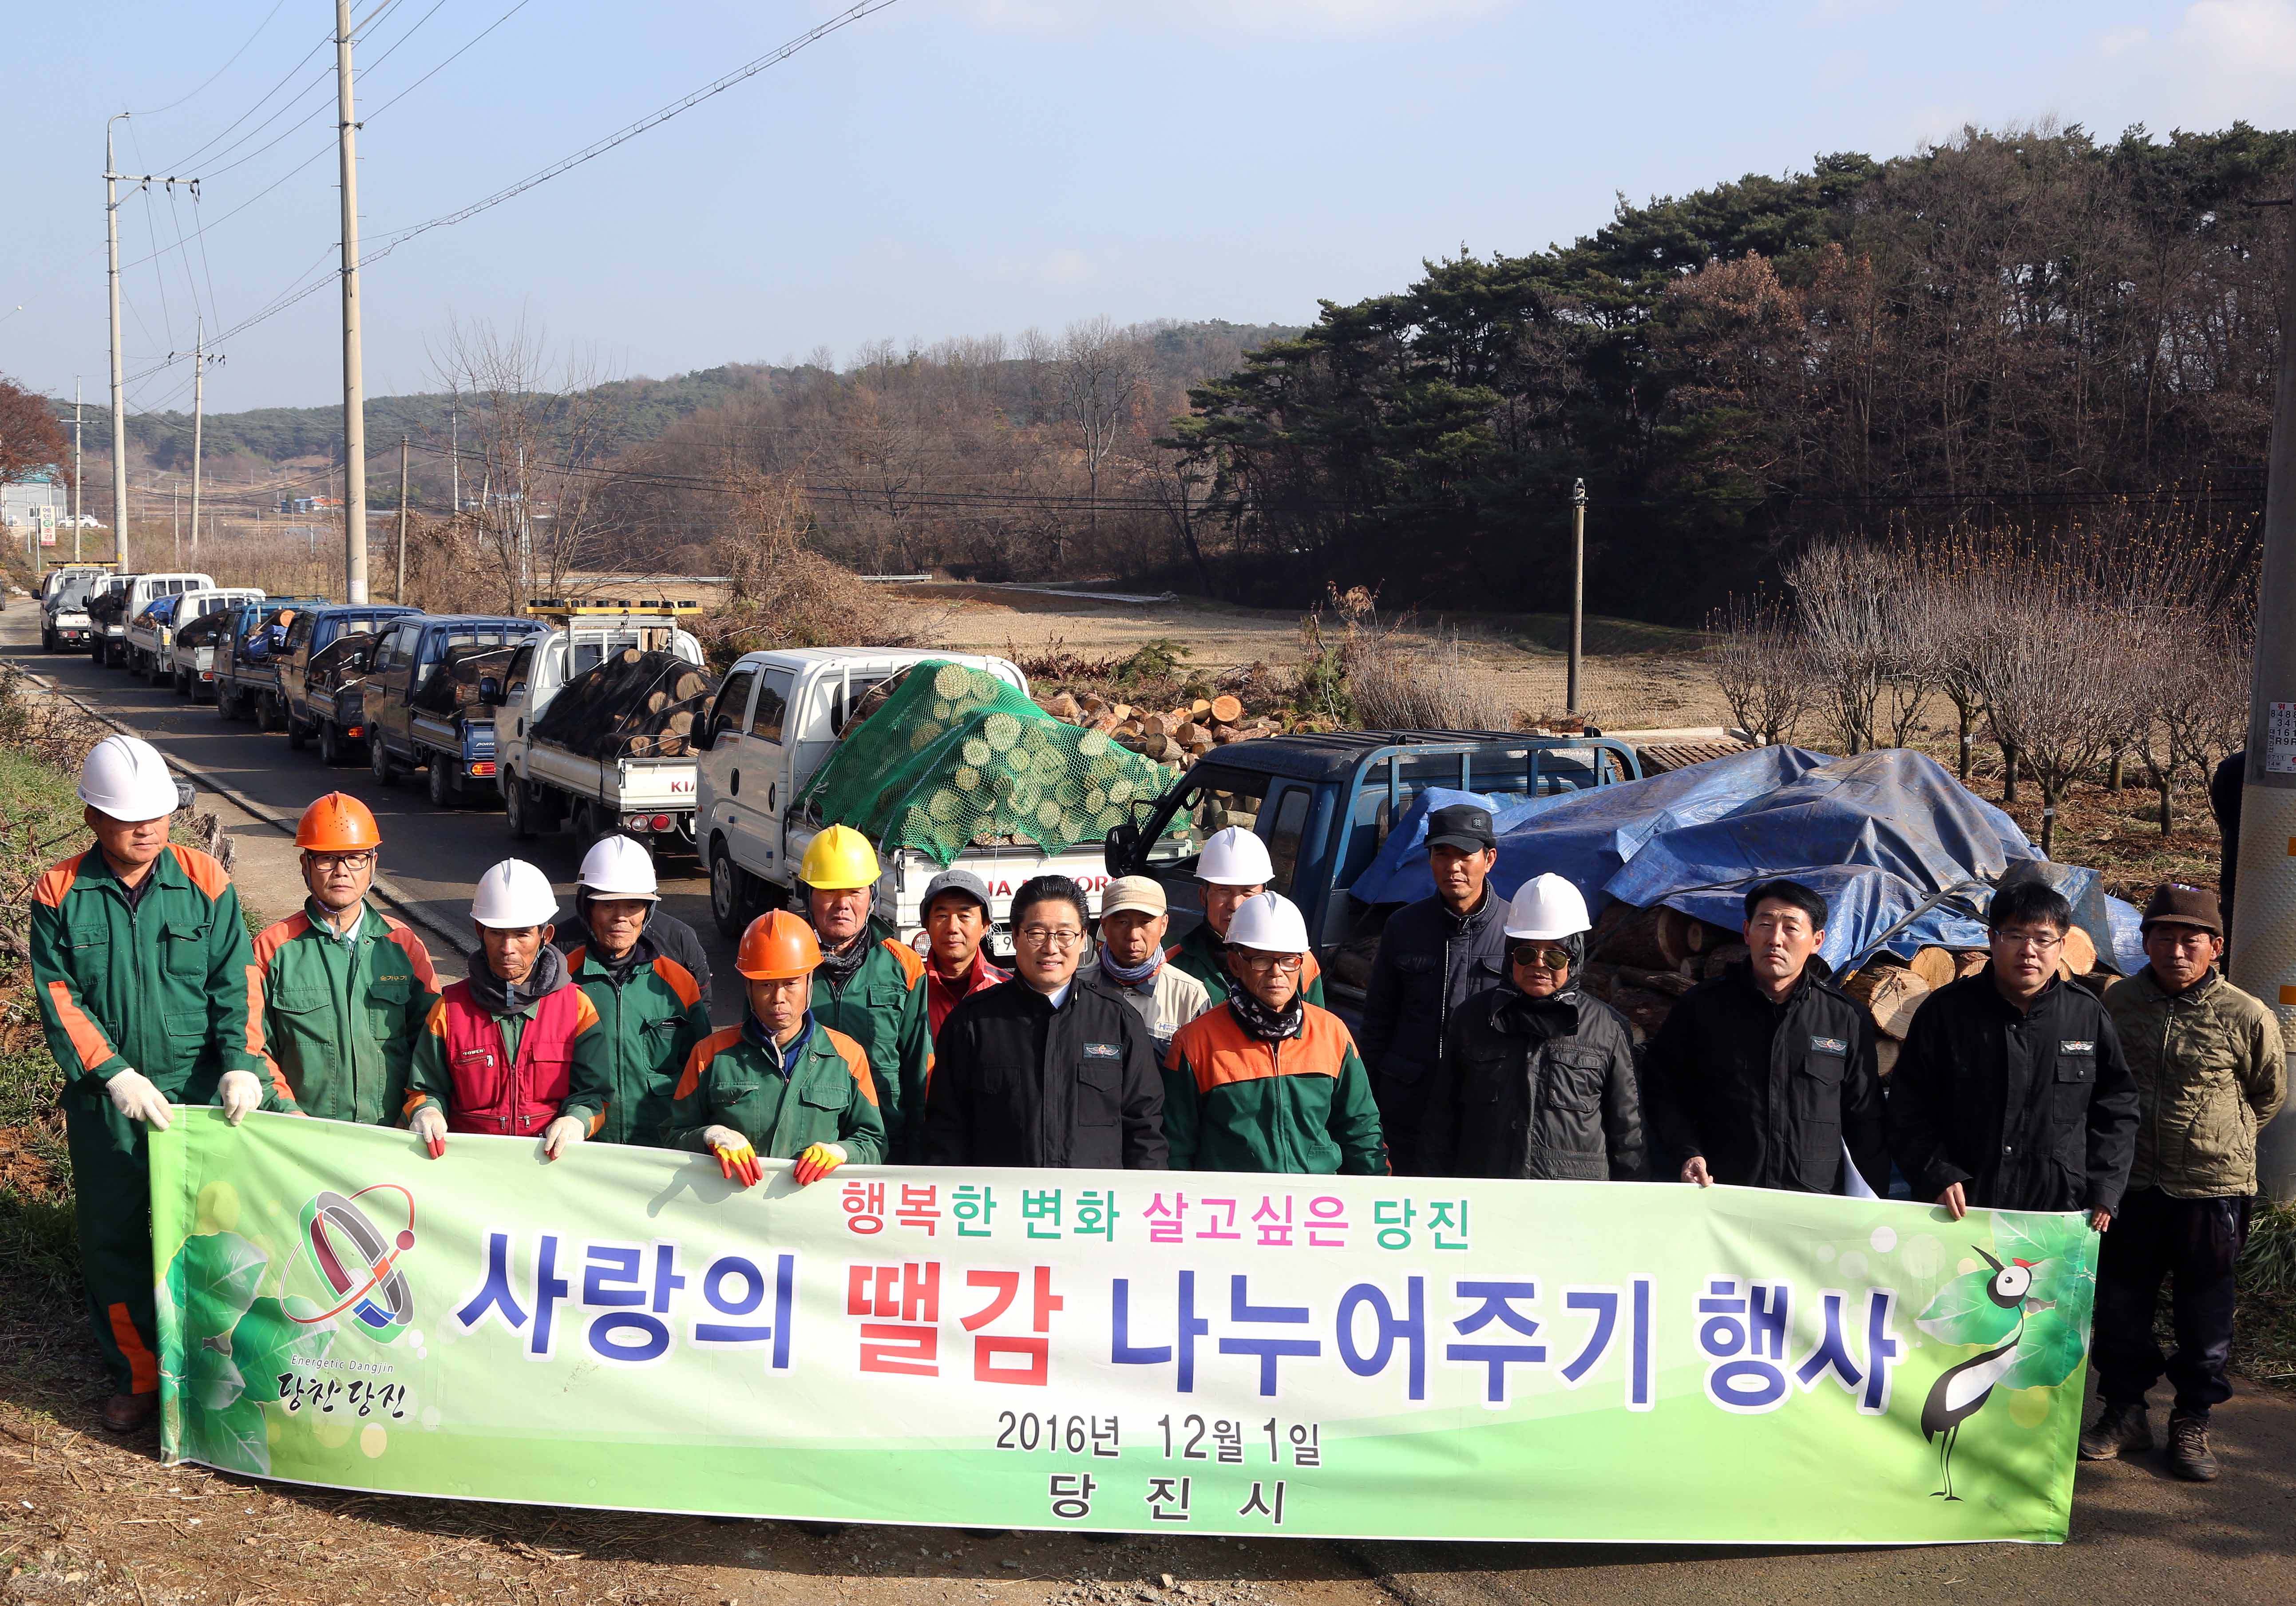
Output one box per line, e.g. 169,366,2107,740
705,1125,763,1188
792,1142,848,1187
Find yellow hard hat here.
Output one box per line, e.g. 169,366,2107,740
799,824,880,890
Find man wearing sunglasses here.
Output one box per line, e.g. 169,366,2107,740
922,874,1167,1170
251,792,441,1125
1418,875,1643,1179
1647,878,1888,1196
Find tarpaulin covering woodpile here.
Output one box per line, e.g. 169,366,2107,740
528,649,715,759
412,644,523,717
795,661,1185,865
307,631,376,693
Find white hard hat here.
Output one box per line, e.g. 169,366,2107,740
470,858,559,929
1223,890,1310,955
78,734,180,822
1504,874,1591,941
577,835,659,902
1197,825,1274,887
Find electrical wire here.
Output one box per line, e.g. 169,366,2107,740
129,0,295,117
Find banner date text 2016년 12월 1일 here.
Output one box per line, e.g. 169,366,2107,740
148,1112,2094,1544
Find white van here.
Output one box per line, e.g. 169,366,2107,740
100,572,213,668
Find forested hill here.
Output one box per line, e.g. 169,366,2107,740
60,320,1304,476
1166,123,2296,620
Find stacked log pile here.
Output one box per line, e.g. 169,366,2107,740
528,648,715,759
307,631,378,693
1579,901,2109,1060
1031,691,1281,772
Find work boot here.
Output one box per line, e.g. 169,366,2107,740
2078,1400,2151,1461
2166,1410,2219,1481
99,1392,157,1432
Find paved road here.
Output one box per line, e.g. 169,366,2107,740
0,608,749,1023
10,603,2296,1603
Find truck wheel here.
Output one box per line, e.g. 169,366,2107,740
428,757,457,808
319,721,342,765
708,839,757,938
286,713,309,751
504,771,536,838
40,628,53,653
371,737,397,787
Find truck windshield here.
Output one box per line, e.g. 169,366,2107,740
1153,777,1266,867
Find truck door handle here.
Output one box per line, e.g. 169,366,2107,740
768,784,776,811
730,769,740,798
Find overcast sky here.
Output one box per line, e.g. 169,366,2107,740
8,0,2296,415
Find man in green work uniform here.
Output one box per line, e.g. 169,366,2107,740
30,736,272,1431
1166,825,1327,1009
253,793,440,1124
799,824,932,1159
560,835,710,1145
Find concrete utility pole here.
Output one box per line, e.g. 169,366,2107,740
2232,190,2296,1203
172,484,181,565
71,379,83,562
189,318,206,554
1567,478,1587,715
449,400,459,513
396,435,409,602
335,0,370,603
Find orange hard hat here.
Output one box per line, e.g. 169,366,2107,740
736,909,822,981
295,792,382,852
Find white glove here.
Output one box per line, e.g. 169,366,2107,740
703,1124,749,1154
217,1070,264,1126
409,1104,448,1159
540,1115,589,1161
107,1068,173,1130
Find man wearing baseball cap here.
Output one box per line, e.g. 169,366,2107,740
31,736,271,1430
918,867,1009,1041
1358,802,1511,1174
1093,876,1210,1052
2086,882,2284,1480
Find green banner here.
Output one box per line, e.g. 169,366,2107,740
149,1112,2093,1544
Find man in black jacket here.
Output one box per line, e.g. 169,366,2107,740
1646,879,1888,1195
1358,804,1510,1174
1419,874,1645,1179
1888,879,2138,1223
922,874,1167,1170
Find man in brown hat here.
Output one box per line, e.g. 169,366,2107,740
2084,882,2284,1480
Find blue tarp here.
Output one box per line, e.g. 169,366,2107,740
1349,748,2139,973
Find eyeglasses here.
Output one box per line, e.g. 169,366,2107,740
1995,929,2065,951
1233,952,1304,973
307,851,376,871
1509,944,1572,969
1017,926,1085,950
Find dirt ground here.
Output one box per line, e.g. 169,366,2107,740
905,585,1733,732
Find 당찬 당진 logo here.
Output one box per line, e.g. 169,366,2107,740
293,1185,418,1343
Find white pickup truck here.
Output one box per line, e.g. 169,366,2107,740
697,648,1117,948
136,586,266,685
496,604,711,857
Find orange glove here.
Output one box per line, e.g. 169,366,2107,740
792,1142,848,1187
705,1126,763,1189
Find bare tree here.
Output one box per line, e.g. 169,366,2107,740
1058,317,1148,565
1707,597,1813,746
1785,540,1891,754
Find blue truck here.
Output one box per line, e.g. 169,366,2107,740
1105,730,1643,1008
361,614,550,807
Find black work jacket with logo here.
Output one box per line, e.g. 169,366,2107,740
1645,958,1888,1194
921,975,1168,1170
1887,969,2139,1214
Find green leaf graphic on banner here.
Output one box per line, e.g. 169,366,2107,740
173,1232,266,1343
183,1342,246,1412
1915,1267,2022,1347
1999,1307,2086,1391
232,1297,336,1404
1997,1215,2093,1278
188,1396,269,1477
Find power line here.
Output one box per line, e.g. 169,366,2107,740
129,0,294,117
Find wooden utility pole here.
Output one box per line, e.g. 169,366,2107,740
335,0,370,603
396,435,410,602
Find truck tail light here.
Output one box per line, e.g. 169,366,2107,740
345,726,363,738
649,813,673,832
469,761,497,778
622,814,647,831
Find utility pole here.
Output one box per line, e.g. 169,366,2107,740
449,399,459,514
516,441,530,597
335,0,370,603
172,483,181,565
189,318,206,555
71,379,83,562
107,117,200,570
2232,186,2296,1202
396,435,409,602
1566,478,1587,716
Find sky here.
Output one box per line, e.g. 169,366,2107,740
8,0,2296,416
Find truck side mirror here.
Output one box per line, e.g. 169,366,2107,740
479,676,503,707
1104,818,1141,878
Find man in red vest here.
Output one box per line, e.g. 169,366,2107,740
404,858,610,1158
